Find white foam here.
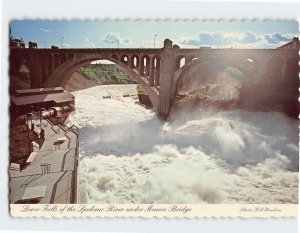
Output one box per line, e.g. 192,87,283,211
68,84,298,204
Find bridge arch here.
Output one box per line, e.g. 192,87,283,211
171,57,253,99
45,53,160,109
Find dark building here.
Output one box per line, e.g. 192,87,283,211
10,87,75,120
10,37,25,48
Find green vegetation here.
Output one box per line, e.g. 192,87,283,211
224,67,246,83
79,64,136,85
136,84,145,95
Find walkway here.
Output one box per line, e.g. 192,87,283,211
9,118,79,204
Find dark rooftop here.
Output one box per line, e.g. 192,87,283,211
14,87,64,96
11,90,74,106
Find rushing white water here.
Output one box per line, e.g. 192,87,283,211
68,84,298,204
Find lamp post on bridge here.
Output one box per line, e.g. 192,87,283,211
61,36,64,48
154,34,157,48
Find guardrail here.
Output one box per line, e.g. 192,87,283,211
58,123,78,134
70,125,79,135
58,123,79,203
72,124,80,204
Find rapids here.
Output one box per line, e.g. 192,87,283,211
68,84,298,204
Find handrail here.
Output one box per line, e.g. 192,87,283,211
57,122,79,203
70,125,79,134
58,123,79,135
73,134,79,204
71,124,79,204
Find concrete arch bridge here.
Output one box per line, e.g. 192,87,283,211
10,39,299,119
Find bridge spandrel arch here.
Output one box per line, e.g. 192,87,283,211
120,54,129,65
174,55,187,70
130,55,139,69
151,55,161,87
140,55,151,77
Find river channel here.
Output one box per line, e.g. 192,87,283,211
68,84,298,204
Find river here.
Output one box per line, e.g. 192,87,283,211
68,84,298,204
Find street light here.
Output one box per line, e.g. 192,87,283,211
61,36,64,48
116,39,119,48
43,41,47,48
154,34,157,49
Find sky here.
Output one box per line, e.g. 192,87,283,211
10,20,299,49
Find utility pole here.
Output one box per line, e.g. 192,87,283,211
154,34,157,48
61,36,64,48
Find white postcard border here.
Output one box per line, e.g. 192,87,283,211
1,0,299,232
10,204,298,218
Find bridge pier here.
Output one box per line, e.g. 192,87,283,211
139,57,144,75
158,39,177,120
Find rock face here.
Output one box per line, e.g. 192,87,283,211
138,93,153,108
64,72,97,91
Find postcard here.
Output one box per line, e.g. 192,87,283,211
8,19,299,218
